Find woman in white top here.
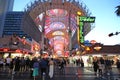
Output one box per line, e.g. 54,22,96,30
48,58,54,78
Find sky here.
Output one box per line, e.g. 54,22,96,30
13,0,120,45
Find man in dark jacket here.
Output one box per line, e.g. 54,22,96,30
29,58,35,78
39,58,48,77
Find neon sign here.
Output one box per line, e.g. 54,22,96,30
79,22,84,43
80,16,95,23
77,16,95,44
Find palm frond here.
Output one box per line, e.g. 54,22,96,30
115,5,120,16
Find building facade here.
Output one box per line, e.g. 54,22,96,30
3,12,25,37
0,12,36,58
0,0,14,37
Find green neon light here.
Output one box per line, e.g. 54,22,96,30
79,22,84,43
80,16,95,23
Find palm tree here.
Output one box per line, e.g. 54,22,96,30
115,5,120,16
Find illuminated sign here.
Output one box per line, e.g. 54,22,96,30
79,22,84,43
46,9,68,17
52,31,64,36
77,16,95,44
49,22,65,30
80,16,95,23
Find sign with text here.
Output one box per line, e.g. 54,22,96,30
80,16,95,23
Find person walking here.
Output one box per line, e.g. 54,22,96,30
48,58,54,79
58,58,65,70
98,61,103,77
116,59,120,78
99,57,105,73
32,58,39,80
39,58,48,77
14,57,20,76
0,58,4,71
8,59,14,76
92,59,99,76
29,58,35,78
80,58,84,67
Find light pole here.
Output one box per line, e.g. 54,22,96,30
108,32,120,37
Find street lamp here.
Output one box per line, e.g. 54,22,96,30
108,32,120,37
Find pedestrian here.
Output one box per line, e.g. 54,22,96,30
99,57,105,73
98,61,103,76
116,59,120,78
29,58,35,78
80,58,84,67
92,59,99,76
20,57,26,72
8,59,14,76
104,58,112,71
48,58,54,79
58,58,65,70
0,58,4,71
14,57,20,75
39,58,48,77
32,58,39,80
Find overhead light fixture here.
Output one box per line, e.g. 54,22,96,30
77,11,82,16
94,46,102,51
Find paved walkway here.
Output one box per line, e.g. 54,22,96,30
0,65,120,80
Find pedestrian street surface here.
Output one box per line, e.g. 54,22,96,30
54,65,120,80
0,65,120,80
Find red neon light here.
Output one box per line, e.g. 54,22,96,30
15,49,21,53
3,48,9,51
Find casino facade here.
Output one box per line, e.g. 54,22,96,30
22,0,94,57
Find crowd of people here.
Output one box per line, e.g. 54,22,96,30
1,55,120,79
0,56,67,79
92,56,120,77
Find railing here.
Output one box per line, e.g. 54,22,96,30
23,0,92,16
